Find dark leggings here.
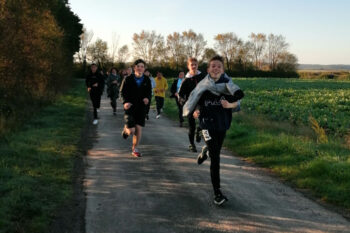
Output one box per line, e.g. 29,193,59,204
203,130,226,193
175,98,184,123
155,96,164,115
90,91,101,119
187,115,196,145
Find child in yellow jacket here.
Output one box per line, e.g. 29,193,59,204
154,72,168,118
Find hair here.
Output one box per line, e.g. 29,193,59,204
134,59,146,67
178,70,185,74
187,57,198,65
110,67,118,73
209,55,224,66
91,63,97,67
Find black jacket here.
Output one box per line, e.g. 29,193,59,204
85,71,105,95
197,75,243,131
178,72,206,102
120,74,152,106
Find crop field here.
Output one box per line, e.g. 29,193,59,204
232,78,350,137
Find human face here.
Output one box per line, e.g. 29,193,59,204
187,61,198,75
91,65,97,73
134,63,145,77
144,71,150,76
156,72,162,79
111,69,117,75
208,60,224,81
178,72,184,79
127,67,132,76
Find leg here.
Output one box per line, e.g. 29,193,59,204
176,99,184,123
188,115,196,145
155,96,161,115
132,125,142,150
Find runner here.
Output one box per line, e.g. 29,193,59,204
120,59,152,157
184,55,244,205
178,57,206,152
154,71,168,119
170,71,185,127
85,63,105,125
106,67,122,115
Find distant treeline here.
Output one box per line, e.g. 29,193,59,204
298,64,350,70
75,30,299,78
0,0,82,134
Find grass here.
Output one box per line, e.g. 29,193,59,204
0,80,87,233
163,78,350,210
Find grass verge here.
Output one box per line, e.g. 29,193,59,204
0,80,86,233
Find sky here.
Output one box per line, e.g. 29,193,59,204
69,0,350,65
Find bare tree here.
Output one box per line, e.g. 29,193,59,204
249,33,266,70
110,32,120,63
75,28,94,71
117,45,129,64
267,34,289,70
132,30,164,66
166,32,185,69
236,41,254,71
214,33,242,70
276,52,298,72
87,38,109,69
202,48,217,63
182,29,207,59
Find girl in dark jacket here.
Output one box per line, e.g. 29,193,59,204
192,55,244,206
85,63,105,125
120,59,152,157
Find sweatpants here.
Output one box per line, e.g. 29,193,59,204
175,98,184,123
187,114,196,145
90,90,101,119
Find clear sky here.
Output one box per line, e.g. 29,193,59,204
69,0,350,65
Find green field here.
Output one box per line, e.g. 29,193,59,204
233,78,350,137
164,78,350,210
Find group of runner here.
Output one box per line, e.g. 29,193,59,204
85,56,244,206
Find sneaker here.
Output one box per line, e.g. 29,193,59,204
132,148,142,157
197,146,208,165
188,144,197,152
96,109,100,113
92,119,98,125
214,191,228,206
121,129,128,139
195,127,202,143
145,114,149,120
156,114,161,119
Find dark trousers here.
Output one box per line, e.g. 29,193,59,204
90,90,101,119
187,114,196,145
109,92,118,111
155,96,164,115
145,96,152,115
203,130,226,193
175,98,184,123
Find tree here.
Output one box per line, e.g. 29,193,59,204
132,30,164,66
110,32,120,63
267,34,289,70
75,28,94,71
276,52,298,72
236,42,254,72
214,33,242,71
166,32,185,69
202,48,217,63
117,45,129,64
249,33,266,70
87,39,109,69
182,29,207,59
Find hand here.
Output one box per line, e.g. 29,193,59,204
124,102,132,110
221,100,238,109
87,87,91,92
92,83,98,87
143,98,149,105
193,110,200,119
154,89,158,94
112,80,118,84
175,93,179,98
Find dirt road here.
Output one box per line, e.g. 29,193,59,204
84,97,350,233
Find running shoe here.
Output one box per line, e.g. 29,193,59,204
132,148,142,157
197,146,208,165
214,191,228,206
156,114,161,119
188,144,197,152
92,119,98,125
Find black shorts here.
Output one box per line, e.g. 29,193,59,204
124,105,146,128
